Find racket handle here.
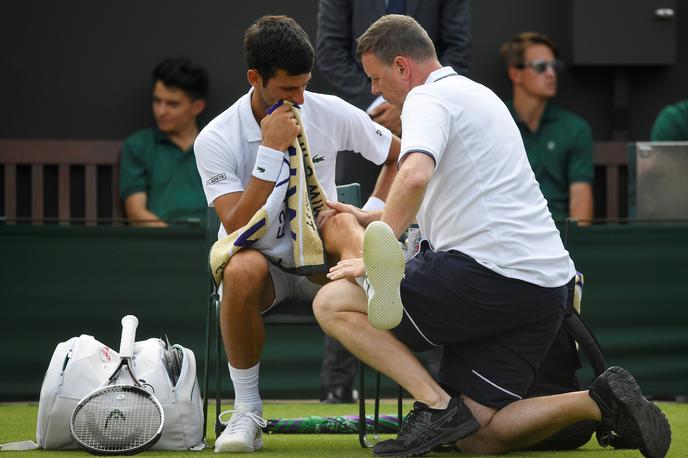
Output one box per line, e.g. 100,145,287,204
119,315,139,357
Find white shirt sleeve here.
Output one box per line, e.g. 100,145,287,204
194,128,244,206
331,96,392,166
399,90,453,169
366,95,386,115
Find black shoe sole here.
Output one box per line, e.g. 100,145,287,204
604,366,672,458
373,417,480,457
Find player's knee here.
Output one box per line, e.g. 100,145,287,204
323,212,358,238
322,213,362,258
223,249,269,289
331,211,357,228
312,287,332,321
312,284,339,330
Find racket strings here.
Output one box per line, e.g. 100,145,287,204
71,386,162,452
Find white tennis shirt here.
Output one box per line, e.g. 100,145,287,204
194,88,392,241
400,67,575,287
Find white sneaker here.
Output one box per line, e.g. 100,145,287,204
363,221,405,330
214,403,267,453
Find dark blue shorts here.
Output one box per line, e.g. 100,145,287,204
393,244,571,409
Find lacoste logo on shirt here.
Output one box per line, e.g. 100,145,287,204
207,173,227,185
313,155,325,164
257,167,266,173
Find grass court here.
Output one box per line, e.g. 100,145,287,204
1,400,685,457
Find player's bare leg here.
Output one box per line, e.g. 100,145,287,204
456,392,601,454
216,248,274,453
458,367,670,458
314,280,481,456
319,211,364,261
221,249,275,367
313,279,448,407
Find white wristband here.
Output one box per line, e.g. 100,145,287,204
252,145,284,181
362,196,385,212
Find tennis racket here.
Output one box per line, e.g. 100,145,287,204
70,315,164,455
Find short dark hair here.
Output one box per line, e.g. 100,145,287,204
356,14,436,65
244,15,314,84
500,32,559,68
152,58,209,100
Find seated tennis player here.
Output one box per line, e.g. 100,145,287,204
194,15,400,453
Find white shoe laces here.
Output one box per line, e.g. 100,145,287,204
219,409,267,434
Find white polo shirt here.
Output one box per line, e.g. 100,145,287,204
195,88,392,240
400,67,575,287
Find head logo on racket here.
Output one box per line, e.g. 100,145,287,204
70,315,165,455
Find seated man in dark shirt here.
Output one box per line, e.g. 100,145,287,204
651,99,688,141
120,58,209,227
501,32,593,225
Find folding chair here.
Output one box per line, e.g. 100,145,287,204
201,183,402,448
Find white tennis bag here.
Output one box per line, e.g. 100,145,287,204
36,334,204,450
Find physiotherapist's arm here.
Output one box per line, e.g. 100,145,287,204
381,152,435,238
369,136,401,203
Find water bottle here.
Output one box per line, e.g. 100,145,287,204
403,224,422,262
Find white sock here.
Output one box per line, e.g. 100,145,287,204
228,362,262,411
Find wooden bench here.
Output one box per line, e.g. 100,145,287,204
1,139,632,223
0,140,123,224
593,141,630,220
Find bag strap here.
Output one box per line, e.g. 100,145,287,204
562,309,607,378
563,289,635,449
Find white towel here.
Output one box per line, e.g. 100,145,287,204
209,101,328,287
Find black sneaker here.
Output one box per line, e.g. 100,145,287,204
589,366,671,458
372,397,480,457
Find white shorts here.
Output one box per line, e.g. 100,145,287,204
218,261,321,315
264,262,322,314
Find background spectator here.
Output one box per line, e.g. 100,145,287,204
501,32,593,225
120,58,209,227
651,99,688,141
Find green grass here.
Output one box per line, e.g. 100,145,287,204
1,401,685,457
